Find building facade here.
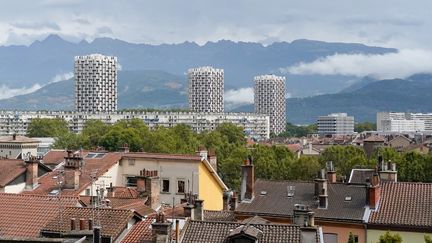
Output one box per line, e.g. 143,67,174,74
317,113,355,135
0,111,270,140
254,74,286,135
75,54,118,112
377,112,431,132
188,66,224,113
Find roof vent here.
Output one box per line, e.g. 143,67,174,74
49,189,59,196
287,185,295,197
345,196,352,201
260,191,267,196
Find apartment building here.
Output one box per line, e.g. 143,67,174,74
0,111,270,140
317,113,355,135
377,112,431,132
254,74,286,135
188,66,224,113
75,54,118,112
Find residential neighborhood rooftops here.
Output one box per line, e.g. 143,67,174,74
236,179,366,223
369,182,432,230
0,193,80,238
0,135,39,144
122,152,202,161
0,159,27,187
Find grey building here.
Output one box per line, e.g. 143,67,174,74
254,74,286,135
75,54,118,112
317,113,355,135
188,66,224,113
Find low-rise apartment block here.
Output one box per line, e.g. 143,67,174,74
377,111,432,132
317,113,355,135
0,110,270,140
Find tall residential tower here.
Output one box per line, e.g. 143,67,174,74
254,74,286,135
188,66,224,113
74,54,118,112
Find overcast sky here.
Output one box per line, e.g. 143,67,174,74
0,0,431,49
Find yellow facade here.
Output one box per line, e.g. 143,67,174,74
367,229,430,243
198,162,224,210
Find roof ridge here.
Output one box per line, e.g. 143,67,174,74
2,193,78,199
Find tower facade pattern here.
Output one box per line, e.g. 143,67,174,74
188,66,224,113
75,54,118,112
254,74,286,135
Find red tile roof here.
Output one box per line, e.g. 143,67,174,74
25,152,122,196
42,207,135,241
111,187,139,198
80,196,155,217
123,152,201,161
121,216,155,243
0,159,27,187
369,182,432,229
42,150,68,166
0,193,79,238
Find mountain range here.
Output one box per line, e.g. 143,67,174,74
0,35,395,97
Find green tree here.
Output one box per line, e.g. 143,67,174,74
53,132,86,150
347,232,356,243
81,119,109,148
215,123,246,145
354,122,376,133
377,231,402,243
425,235,432,243
27,118,69,137
320,145,371,177
278,123,317,137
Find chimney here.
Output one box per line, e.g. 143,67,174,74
175,219,180,243
122,143,129,153
366,173,381,209
106,183,114,197
230,191,238,211
207,149,217,172
64,152,82,190
136,170,146,194
379,160,397,182
240,156,254,201
152,212,172,243
196,145,208,160
293,204,315,227
326,161,336,183
222,192,230,211
192,199,204,221
25,156,39,189
183,203,194,218
318,188,328,209
141,169,160,210
314,169,327,198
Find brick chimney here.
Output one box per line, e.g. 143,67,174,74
366,172,381,209
152,212,172,243
230,191,238,211
240,156,254,201
64,151,82,190
326,161,336,183
207,149,217,172
139,169,160,210
25,156,39,189
293,204,315,227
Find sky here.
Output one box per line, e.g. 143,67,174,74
0,0,431,49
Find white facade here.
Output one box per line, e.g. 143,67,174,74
75,54,118,112
254,74,286,135
377,112,431,132
317,113,355,135
188,66,224,113
0,111,270,140
0,136,39,159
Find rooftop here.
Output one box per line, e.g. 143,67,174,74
123,152,201,161
0,193,79,238
0,159,27,187
0,135,39,144
236,179,366,223
369,182,432,230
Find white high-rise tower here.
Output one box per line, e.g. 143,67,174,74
254,74,286,135
188,66,224,113
74,54,118,112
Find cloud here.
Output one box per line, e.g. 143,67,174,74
0,84,42,100
11,21,61,30
282,49,432,79
50,72,74,83
225,88,254,105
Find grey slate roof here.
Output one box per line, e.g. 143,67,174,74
204,210,236,222
181,220,320,243
236,179,366,223
349,169,375,185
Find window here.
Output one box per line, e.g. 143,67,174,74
128,159,135,166
177,179,185,193
127,177,137,187
162,179,170,193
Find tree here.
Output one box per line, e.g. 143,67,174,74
347,232,356,243
215,123,246,145
81,119,109,148
355,122,376,133
278,122,317,137
425,235,432,243
377,231,402,243
27,118,69,137
319,145,372,177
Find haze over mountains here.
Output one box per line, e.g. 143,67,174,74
0,35,431,124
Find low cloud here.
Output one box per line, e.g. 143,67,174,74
0,84,42,100
225,87,254,105
11,21,61,31
50,72,73,83
282,49,432,79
